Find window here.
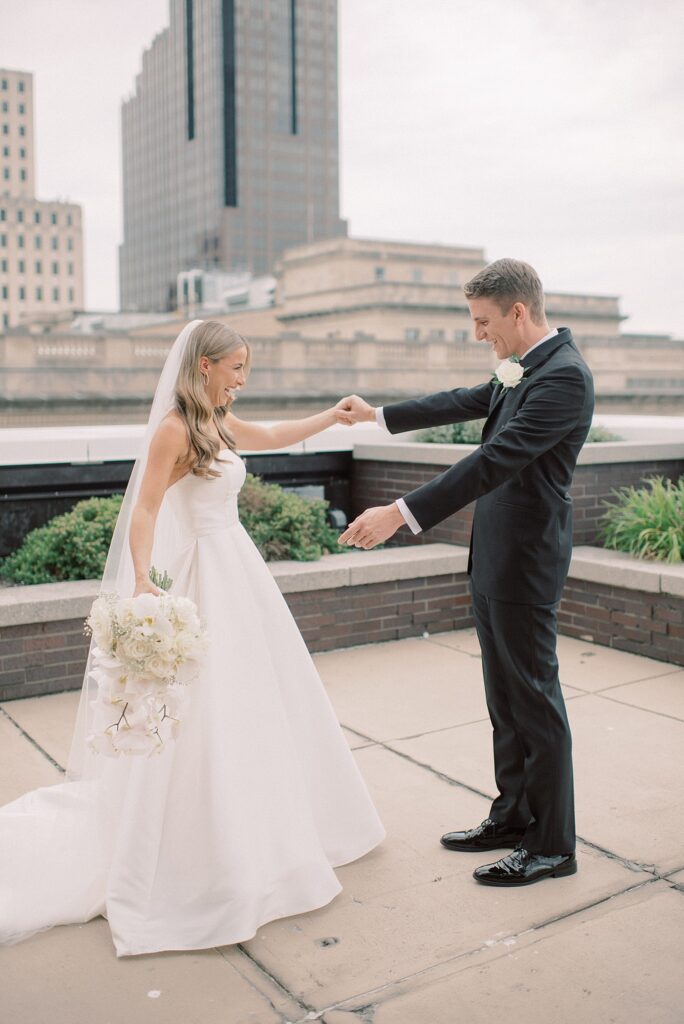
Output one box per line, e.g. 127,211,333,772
1,125,7,136
1,102,6,113
52,286,59,301
67,237,73,251
34,210,40,224
17,234,24,248
17,209,23,223
18,259,25,273
2,146,7,157
404,327,420,341
18,103,25,114
374,266,385,281
34,235,41,249
67,213,72,227
36,286,43,301
0,259,6,272
51,261,59,275
19,125,25,136
20,169,26,181
0,234,5,246
0,208,4,221
2,169,8,181
67,261,73,275
51,212,57,225
18,285,25,301
35,260,42,274
19,147,26,159
18,81,25,93
51,236,58,250
412,269,423,283
1,285,7,299
2,313,8,329
0,80,6,91
68,287,74,303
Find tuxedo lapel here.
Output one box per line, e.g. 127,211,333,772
484,329,573,430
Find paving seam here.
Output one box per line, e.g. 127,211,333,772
0,705,65,774
591,691,684,723
233,944,320,1023
286,876,662,1023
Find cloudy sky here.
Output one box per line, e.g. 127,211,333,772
3,0,683,335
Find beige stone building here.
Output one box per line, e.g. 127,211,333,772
0,68,84,331
1,236,681,425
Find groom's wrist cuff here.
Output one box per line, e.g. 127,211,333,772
375,406,388,430
395,497,422,535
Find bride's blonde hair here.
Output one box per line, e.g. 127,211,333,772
174,320,251,480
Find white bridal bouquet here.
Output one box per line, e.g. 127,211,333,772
84,572,206,757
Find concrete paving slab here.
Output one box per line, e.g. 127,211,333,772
0,916,292,1024
554,634,676,692
0,690,80,769
425,627,481,657
242,745,639,1010
366,882,683,1024
569,695,684,873
667,869,684,885
341,726,376,750
315,637,489,741
0,713,62,803
597,669,684,721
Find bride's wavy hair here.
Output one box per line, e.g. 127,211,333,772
174,320,251,480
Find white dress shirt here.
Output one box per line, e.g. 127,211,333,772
376,328,560,534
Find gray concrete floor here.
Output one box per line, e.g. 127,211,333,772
1,629,683,1024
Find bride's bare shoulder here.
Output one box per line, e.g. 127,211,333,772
152,412,190,460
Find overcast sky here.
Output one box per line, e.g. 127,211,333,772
3,0,683,335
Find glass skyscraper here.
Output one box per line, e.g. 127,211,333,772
119,0,346,312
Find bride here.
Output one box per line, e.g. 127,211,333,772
0,319,385,957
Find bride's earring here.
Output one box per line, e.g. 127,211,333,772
201,371,209,387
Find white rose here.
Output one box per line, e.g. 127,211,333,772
495,359,525,388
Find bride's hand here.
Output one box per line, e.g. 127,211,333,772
133,578,162,598
334,395,376,425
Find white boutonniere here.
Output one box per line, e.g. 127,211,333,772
492,356,526,390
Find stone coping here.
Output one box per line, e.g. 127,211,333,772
0,544,469,628
352,440,684,467
1,543,682,630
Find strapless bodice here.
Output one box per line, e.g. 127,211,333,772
164,450,247,536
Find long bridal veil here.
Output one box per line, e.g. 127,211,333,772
66,319,202,782
0,319,202,946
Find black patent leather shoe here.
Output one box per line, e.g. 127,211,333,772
440,817,527,852
473,847,577,886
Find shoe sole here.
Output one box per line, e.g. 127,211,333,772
473,860,578,886
440,839,523,852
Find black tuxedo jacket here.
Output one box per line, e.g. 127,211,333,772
383,329,595,604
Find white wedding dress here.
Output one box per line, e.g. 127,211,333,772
0,450,384,957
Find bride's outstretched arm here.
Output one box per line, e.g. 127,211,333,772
224,403,347,451
129,418,187,595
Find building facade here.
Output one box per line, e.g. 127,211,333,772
0,69,84,331
119,0,346,313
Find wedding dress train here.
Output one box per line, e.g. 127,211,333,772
0,451,384,956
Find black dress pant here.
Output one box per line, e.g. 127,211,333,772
471,582,576,855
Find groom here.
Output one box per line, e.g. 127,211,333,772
337,258,594,887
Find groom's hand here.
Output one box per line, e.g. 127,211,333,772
339,503,405,549
334,395,376,425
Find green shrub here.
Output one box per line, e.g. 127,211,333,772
0,475,345,585
416,420,485,444
0,495,124,584
599,476,684,563
416,421,623,445
238,473,342,561
586,425,623,442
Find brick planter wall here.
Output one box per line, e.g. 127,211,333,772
352,449,684,549
559,582,684,664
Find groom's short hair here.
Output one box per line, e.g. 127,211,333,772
464,259,546,325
